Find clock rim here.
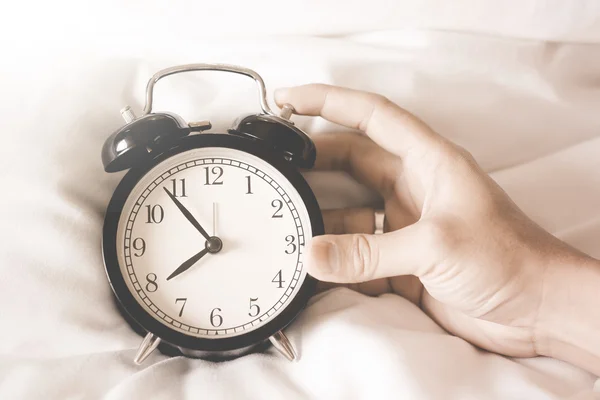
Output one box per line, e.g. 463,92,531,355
102,133,323,352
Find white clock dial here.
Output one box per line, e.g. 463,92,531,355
116,147,312,338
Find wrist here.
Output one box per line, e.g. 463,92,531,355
535,248,600,375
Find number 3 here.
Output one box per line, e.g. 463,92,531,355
285,235,297,254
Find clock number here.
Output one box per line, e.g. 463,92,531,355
272,270,285,288
145,205,164,224
204,166,224,185
245,175,253,194
145,273,158,292
210,308,223,327
169,178,187,197
249,298,260,317
285,235,297,254
175,298,187,317
132,238,146,257
271,199,283,218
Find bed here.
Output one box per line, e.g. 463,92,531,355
1,1,599,398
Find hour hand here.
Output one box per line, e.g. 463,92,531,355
166,247,209,281
163,187,210,240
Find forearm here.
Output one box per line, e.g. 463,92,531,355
537,252,600,376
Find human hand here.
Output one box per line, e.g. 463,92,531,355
275,84,597,360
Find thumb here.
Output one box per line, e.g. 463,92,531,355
306,221,439,283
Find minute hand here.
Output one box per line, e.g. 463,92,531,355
163,187,210,240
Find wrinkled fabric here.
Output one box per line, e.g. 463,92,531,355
1,6,599,398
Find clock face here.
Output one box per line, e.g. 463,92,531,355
115,146,313,339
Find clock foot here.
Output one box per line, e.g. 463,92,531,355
269,330,298,362
134,332,161,365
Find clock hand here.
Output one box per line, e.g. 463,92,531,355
166,247,210,281
213,202,217,236
163,187,210,240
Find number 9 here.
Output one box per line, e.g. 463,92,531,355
133,238,146,257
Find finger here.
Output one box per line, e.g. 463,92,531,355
306,221,439,283
275,84,441,158
322,208,424,300
316,208,375,293
316,280,349,293
313,133,399,196
389,275,423,305
315,280,393,297
318,207,391,295
323,207,376,235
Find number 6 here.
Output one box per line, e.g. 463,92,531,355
210,308,223,327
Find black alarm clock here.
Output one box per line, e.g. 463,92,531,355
101,64,323,364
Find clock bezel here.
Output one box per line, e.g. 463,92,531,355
102,133,323,352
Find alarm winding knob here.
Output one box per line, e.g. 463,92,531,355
279,104,295,120
121,106,137,123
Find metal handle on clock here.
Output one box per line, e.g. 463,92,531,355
142,63,277,117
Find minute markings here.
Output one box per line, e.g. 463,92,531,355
123,157,306,335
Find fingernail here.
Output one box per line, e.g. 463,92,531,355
307,239,338,277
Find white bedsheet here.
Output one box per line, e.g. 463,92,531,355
1,4,600,399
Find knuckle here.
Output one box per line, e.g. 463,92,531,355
368,93,394,112
359,93,394,131
350,234,379,281
426,142,482,181
445,143,480,170
455,144,478,164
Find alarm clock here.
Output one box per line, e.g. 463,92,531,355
100,64,324,364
